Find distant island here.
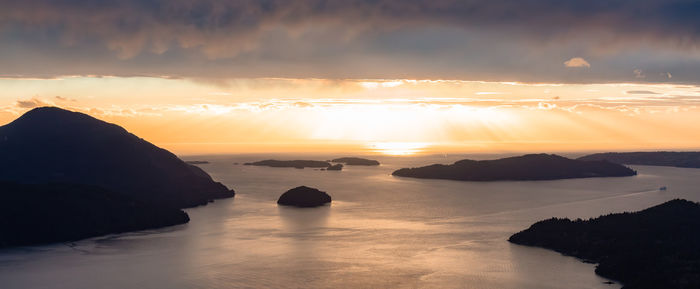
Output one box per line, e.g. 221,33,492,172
578,151,700,168
392,154,636,181
244,160,331,169
0,182,189,248
185,160,210,165
277,186,332,207
0,107,235,247
245,157,379,169
331,157,380,166
509,199,700,289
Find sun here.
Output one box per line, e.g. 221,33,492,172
367,142,430,155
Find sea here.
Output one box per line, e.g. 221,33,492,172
1,153,698,289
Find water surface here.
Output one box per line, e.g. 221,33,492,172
2,154,698,288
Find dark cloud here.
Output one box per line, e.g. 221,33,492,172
1,0,700,83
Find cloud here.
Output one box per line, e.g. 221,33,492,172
0,1,699,83
16,98,52,108
54,95,77,102
633,69,645,79
564,57,591,68
626,90,659,95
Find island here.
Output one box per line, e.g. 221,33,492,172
578,151,700,168
0,107,234,209
331,157,380,166
392,154,636,181
0,182,189,248
326,164,343,171
185,160,210,165
277,186,332,207
0,107,235,247
244,160,331,169
509,199,700,289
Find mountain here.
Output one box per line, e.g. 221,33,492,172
578,151,700,168
331,157,380,166
0,182,189,248
509,199,700,289
0,107,234,208
392,154,636,181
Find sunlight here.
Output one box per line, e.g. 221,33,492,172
367,142,430,155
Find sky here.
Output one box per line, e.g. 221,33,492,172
1,0,700,155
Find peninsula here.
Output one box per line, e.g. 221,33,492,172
509,199,700,289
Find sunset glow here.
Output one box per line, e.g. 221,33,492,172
2,77,700,154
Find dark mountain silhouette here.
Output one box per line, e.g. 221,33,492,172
245,160,331,169
331,157,380,166
0,182,189,248
392,154,636,181
0,107,234,208
277,186,332,207
509,199,700,289
578,151,700,168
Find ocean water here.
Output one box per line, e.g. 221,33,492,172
1,153,699,289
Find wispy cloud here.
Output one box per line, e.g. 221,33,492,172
16,98,52,108
564,57,591,68
626,90,659,95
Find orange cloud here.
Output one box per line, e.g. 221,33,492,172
564,57,591,68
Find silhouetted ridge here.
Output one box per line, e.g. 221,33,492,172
0,182,189,248
0,107,234,208
579,151,700,168
277,186,332,207
509,199,700,289
392,154,636,181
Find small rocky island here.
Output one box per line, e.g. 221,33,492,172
185,160,210,165
392,154,636,181
277,186,332,207
509,199,700,289
244,160,331,169
578,151,700,168
331,157,380,166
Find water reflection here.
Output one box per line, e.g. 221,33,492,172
277,205,331,231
